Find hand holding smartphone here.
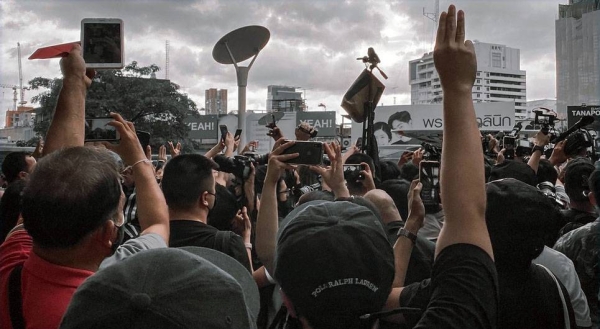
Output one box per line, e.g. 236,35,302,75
220,125,228,142
419,161,440,208
84,117,120,142
281,141,324,165
81,18,124,69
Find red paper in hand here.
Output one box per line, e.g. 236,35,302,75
28,41,80,60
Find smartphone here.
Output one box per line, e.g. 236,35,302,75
234,129,242,140
282,141,324,165
419,161,440,208
81,18,124,69
84,117,120,142
343,164,366,181
220,125,228,142
503,136,516,160
136,131,150,151
356,137,363,149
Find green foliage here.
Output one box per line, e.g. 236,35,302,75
31,62,196,146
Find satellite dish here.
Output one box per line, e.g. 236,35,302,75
212,25,270,147
212,26,270,64
257,112,285,125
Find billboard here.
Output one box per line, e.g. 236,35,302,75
567,105,600,132
351,102,515,146
185,114,218,139
296,111,337,137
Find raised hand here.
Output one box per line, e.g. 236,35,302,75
309,142,349,198
168,141,182,158
433,5,476,94
102,112,146,166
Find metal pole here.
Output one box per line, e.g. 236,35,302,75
236,67,249,149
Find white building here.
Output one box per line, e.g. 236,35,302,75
555,0,600,117
266,86,305,112
409,41,527,118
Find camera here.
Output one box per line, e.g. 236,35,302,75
243,152,269,165
292,182,322,198
213,155,256,181
421,142,441,161
343,164,365,182
537,181,567,209
534,110,556,137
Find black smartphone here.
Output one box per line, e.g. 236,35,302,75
219,125,228,142
356,137,363,148
343,164,366,181
419,161,440,208
503,136,516,160
234,129,242,140
282,141,324,165
84,117,120,142
81,18,124,69
136,130,150,151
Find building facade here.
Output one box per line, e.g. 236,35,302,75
266,85,305,112
205,88,227,115
4,106,35,128
556,0,600,117
409,41,527,118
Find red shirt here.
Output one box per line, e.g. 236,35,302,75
0,230,94,329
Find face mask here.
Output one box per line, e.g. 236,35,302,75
278,199,294,219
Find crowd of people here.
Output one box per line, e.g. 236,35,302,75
0,5,598,329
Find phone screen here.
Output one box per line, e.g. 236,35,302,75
419,161,440,207
282,141,324,165
81,19,123,68
85,117,119,141
220,125,228,142
234,129,242,139
503,136,516,159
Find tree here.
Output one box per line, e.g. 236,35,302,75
31,61,197,149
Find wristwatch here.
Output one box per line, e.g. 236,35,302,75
397,228,417,244
532,145,545,154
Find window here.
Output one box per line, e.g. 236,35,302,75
476,79,481,84
477,87,480,90
492,52,502,68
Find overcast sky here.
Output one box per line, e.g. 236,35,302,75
0,0,562,124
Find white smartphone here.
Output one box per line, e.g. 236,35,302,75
81,18,124,69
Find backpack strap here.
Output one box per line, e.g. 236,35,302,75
8,264,25,329
537,264,571,329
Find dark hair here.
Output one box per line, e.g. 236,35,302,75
207,183,239,230
161,154,218,210
1,152,30,184
373,122,391,141
399,162,419,181
379,161,400,182
536,159,558,185
485,179,560,270
387,111,411,127
564,157,594,202
0,179,27,242
22,147,122,249
379,179,411,220
588,166,600,202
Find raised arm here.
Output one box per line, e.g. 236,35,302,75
43,44,94,156
527,129,550,174
105,113,170,244
255,139,297,275
433,5,493,259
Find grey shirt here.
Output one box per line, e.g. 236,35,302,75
99,233,167,269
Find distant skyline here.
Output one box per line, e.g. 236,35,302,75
1,0,563,123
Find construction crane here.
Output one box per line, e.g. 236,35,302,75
17,42,28,106
0,84,18,111
165,40,170,80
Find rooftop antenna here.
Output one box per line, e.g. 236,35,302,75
423,0,439,46
165,40,170,80
212,25,270,148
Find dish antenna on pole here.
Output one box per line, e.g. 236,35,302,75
212,25,270,147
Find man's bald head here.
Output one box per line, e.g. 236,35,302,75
364,189,402,224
